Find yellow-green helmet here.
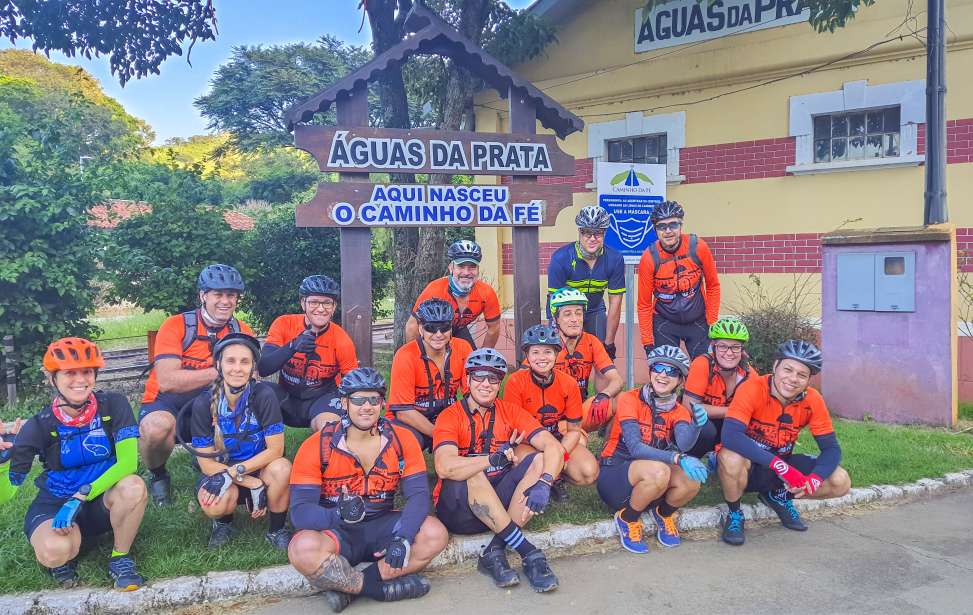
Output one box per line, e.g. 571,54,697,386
549,287,588,315
709,317,749,342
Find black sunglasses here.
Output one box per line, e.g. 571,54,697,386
422,323,452,335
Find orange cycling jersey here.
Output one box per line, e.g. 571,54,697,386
502,368,582,438
143,311,253,404
264,315,358,398
550,332,616,398
725,374,834,456
413,277,501,330
601,388,693,460
289,418,426,517
684,355,758,407
637,233,721,345
387,338,471,420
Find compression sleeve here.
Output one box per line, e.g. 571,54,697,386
811,432,842,479
395,473,431,543
673,421,702,453
258,343,294,377
289,484,339,531
0,462,18,505
620,420,677,464
721,418,774,466
88,436,138,499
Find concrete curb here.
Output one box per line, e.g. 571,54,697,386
4,468,973,614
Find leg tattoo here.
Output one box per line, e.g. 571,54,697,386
306,554,363,594
471,500,495,528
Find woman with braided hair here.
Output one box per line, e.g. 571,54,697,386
187,333,292,551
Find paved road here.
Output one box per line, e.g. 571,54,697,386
238,492,973,615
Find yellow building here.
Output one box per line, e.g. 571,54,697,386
474,0,973,326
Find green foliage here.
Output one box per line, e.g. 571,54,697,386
729,274,821,374
241,205,393,331
0,0,218,85
98,163,244,315
195,37,369,151
231,147,321,205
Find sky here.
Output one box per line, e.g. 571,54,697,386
1,0,534,144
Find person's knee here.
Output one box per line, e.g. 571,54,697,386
416,517,449,553
265,458,293,486
288,530,330,572
827,467,851,497
34,536,78,567
311,413,339,431
570,458,599,486
139,412,175,444
635,463,670,491
717,448,748,476
114,474,148,506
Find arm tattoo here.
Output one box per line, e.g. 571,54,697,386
470,500,495,528
305,554,363,595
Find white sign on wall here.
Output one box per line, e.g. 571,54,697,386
635,0,810,53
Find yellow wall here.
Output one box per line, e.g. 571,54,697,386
474,0,973,316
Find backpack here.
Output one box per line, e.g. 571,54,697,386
181,310,242,353
646,234,702,277
319,418,405,474
36,391,118,471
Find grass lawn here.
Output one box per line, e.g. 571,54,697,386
0,412,971,594
90,308,261,350
960,402,973,422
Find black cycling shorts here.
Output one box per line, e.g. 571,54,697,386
322,511,403,567
194,472,263,509
24,489,112,539
686,419,721,458
391,420,433,452
653,317,710,359
268,382,343,428
435,453,538,535
596,458,635,511
139,390,200,444
746,453,817,493
583,309,608,342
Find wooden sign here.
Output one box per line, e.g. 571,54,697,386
295,125,576,177
296,182,573,228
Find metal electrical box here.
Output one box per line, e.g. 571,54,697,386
836,251,915,312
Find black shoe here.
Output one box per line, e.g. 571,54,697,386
48,560,79,588
323,590,356,613
265,528,292,551
758,491,808,531
208,520,235,549
522,550,558,593
477,545,520,588
721,510,746,546
377,573,431,602
149,473,172,506
551,479,569,503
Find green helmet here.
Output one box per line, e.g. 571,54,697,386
709,317,749,342
549,287,588,315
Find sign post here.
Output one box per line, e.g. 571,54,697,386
598,162,666,387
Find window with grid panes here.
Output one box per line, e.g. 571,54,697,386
606,134,667,164
813,107,900,163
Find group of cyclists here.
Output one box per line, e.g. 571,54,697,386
0,200,851,611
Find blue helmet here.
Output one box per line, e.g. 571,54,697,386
198,264,245,293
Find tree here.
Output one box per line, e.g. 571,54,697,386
0,77,100,385
641,0,878,33
1,0,218,85
242,205,393,332
195,37,369,151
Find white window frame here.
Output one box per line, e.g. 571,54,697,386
787,79,925,175
587,111,686,186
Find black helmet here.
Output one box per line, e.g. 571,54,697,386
213,332,261,364
574,205,610,230
198,264,245,292
465,348,508,376
339,367,387,396
415,298,454,324
774,339,822,375
521,324,562,353
447,240,482,264
299,274,340,299
650,201,685,224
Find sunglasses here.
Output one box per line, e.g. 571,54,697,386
714,343,744,354
650,363,681,378
469,372,502,385
654,221,683,232
422,323,452,335
348,395,383,407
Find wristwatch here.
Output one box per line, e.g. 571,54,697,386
540,473,555,486
234,464,247,482
76,483,91,501
672,453,683,466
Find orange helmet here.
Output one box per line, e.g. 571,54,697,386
43,337,105,372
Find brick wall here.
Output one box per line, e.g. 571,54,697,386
958,227,973,272
681,138,795,184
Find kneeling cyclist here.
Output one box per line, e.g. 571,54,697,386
0,338,146,590
387,298,471,450
260,275,358,431
683,317,758,459
503,325,598,503
433,348,564,592
187,333,292,550
718,340,851,546
288,368,447,612
598,346,709,554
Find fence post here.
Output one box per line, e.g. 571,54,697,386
3,336,15,406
